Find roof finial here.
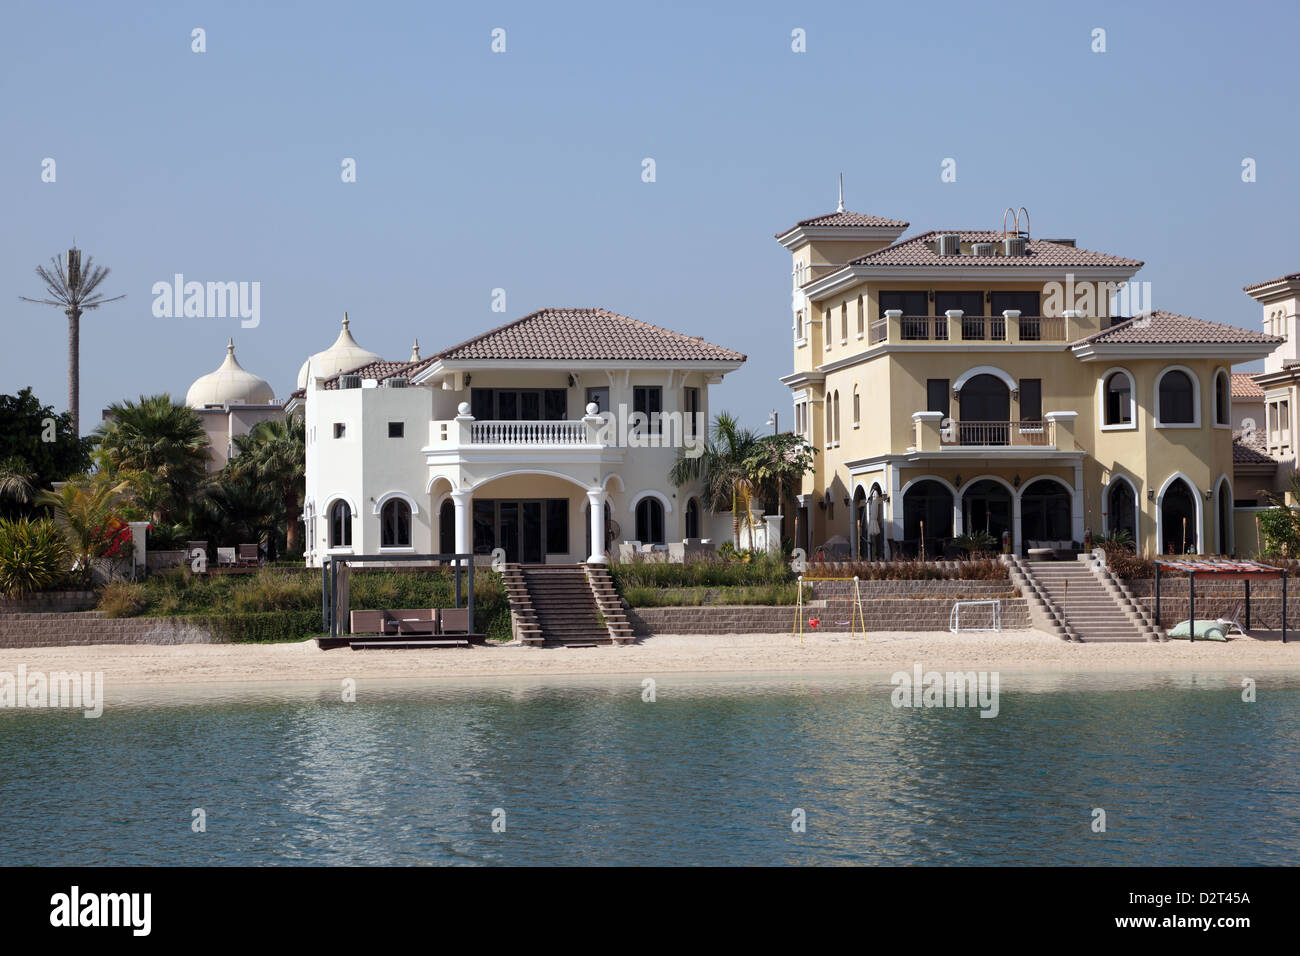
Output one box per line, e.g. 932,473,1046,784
342,312,349,329
410,338,421,361
837,173,844,213
226,338,234,355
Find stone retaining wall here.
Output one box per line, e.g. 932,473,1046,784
0,591,97,613
0,612,224,648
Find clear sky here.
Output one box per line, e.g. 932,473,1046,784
3,0,1298,435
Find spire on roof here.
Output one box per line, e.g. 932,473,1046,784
226,338,234,355
410,338,421,361
836,173,844,213
342,312,349,329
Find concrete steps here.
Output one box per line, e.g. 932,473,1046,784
500,564,633,646
1008,553,1157,643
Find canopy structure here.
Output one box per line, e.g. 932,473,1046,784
1153,559,1288,643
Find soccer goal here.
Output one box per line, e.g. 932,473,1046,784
948,599,1002,634
794,576,867,642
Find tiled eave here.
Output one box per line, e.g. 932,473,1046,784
1070,342,1277,362
801,264,1142,302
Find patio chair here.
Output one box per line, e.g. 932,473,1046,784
237,543,260,566
438,608,470,634
186,540,208,559
216,547,237,566
1215,600,1246,636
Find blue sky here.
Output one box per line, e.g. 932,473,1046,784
3,0,1298,434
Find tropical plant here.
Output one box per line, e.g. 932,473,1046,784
0,517,71,597
0,389,93,518
19,248,125,435
953,530,998,556
191,466,281,558
36,474,131,581
1258,475,1300,558
1095,528,1135,552
0,456,36,507
94,394,208,524
227,416,306,554
668,412,760,549
743,431,817,541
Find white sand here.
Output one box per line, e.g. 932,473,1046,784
2,629,1298,688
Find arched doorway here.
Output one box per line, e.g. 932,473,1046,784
962,479,1012,547
853,485,868,559
636,497,665,544
1216,480,1232,555
903,479,953,558
1107,480,1137,544
439,499,455,554
960,374,1011,444
1020,479,1072,546
685,497,701,540
1161,479,1198,554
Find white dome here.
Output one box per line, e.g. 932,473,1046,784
186,340,275,408
297,314,383,388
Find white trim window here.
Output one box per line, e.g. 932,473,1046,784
1213,369,1231,428
1154,366,1200,428
1100,367,1137,430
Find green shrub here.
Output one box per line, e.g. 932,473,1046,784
623,583,799,607
1103,548,1156,580
0,517,70,597
611,552,794,589
98,580,148,617
204,609,324,643
804,559,1009,581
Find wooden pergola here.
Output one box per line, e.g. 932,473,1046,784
1153,558,1288,643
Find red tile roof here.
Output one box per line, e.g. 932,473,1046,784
1231,372,1265,400
430,308,746,363
776,210,910,236
1233,430,1276,465
1243,271,1300,292
320,357,434,390
1073,311,1281,346
848,231,1143,269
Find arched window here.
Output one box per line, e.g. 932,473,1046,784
903,479,954,559
1157,368,1197,425
795,311,804,341
1107,479,1137,544
1161,478,1198,553
852,386,861,426
1214,371,1230,426
635,498,665,544
840,302,848,341
685,497,701,539
857,295,865,336
1020,480,1072,545
1103,371,1134,426
825,399,832,446
833,390,841,443
439,500,455,553
329,500,352,548
381,499,411,548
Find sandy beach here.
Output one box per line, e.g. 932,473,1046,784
2,629,1299,688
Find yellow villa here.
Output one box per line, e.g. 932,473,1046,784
776,201,1280,559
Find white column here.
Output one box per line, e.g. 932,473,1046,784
587,487,608,564
451,489,472,566
1012,494,1022,552
1072,463,1085,543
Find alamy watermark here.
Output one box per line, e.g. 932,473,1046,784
0,664,103,717
151,274,260,328
891,664,999,718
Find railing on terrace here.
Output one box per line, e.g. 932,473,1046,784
900,314,949,341
960,315,1007,341
1017,315,1066,342
869,316,889,345
470,420,589,445
943,420,1054,447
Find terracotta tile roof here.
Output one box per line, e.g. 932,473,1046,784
431,308,746,363
320,357,434,390
1231,372,1265,400
1243,271,1300,292
1073,311,1282,346
848,230,1143,269
1233,429,1277,465
776,210,910,236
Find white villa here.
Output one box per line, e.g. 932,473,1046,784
291,309,747,567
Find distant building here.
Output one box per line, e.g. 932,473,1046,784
184,340,283,471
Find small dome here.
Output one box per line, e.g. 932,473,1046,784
186,340,275,408
297,313,383,388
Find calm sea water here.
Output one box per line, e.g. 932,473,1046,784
1,672,1298,865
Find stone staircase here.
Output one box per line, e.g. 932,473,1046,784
1006,553,1158,643
499,564,632,646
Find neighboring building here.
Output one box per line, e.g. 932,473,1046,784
1243,271,1300,489
776,203,1280,557
184,340,283,471
299,308,745,567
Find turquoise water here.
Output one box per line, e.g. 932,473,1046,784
1,672,1298,865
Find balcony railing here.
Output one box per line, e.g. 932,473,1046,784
470,420,588,445
960,315,1007,341
1017,315,1066,342
900,314,949,341
943,420,1053,447
869,316,889,345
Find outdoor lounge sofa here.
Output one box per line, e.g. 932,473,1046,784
349,608,471,637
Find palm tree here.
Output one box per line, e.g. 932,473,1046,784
743,432,817,549
0,456,36,508
669,412,760,549
227,416,306,555
93,394,208,524
20,248,125,436
37,474,130,580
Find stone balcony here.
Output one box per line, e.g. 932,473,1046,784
912,410,1079,453
868,309,1080,346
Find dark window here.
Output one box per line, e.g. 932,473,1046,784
333,422,345,439
470,388,568,421
497,391,518,420
472,500,496,554
544,390,567,421
685,498,701,539
1020,379,1042,422
329,500,352,548
1159,370,1195,424
934,291,984,317
586,387,609,413
545,499,569,554
683,387,701,437
1105,373,1132,425
635,497,665,544
878,291,928,317
634,386,663,435
439,500,455,553
1215,373,1230,426
381,499,411,547
989,291,1041,317
471,388,493,420
927,379,950,419
388,421,404,438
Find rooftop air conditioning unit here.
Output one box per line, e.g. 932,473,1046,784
971,242,997,257
384,377,409,388
1003,236,1028,257
937,233,962,256
339,374,362,389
